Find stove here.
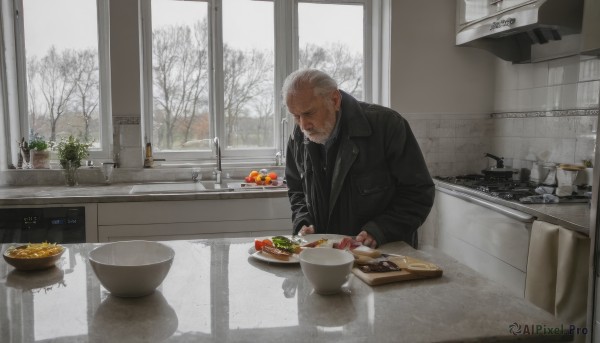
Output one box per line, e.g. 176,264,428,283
435,174,590,204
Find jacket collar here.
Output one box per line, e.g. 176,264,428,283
339,90,371,138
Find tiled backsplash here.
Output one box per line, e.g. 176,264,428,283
410,55,600,178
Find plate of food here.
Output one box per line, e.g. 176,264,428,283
3,242,66,271
249,234,353,264
250,236,302,264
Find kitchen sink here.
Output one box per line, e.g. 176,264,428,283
129,181,234,194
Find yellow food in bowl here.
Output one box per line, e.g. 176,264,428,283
5,242,64,259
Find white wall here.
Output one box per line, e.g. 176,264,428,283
389,0,496,177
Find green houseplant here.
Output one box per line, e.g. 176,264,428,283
56,135,91,186
28,136,52,169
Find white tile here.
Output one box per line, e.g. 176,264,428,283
546,86,562,110
495,59,519,91
575,137,596,166
553,117,577,138
516,64,534,90
494,89,518,112
575,115,598,136
576,80,600,109
438,138,456,154
408,119,427,138
548,138,576,164
548,55,580,85
579,56,600,82
531,87,548,110
523,118,537,138
560,83,579,109
120,124,142,147
119,147,144,168
532,61,549,88
517,89,534,111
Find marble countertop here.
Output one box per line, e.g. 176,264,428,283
0,182,288,206
435,180,590,235
0,238,574,343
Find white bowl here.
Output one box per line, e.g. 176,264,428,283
299,247,354,295
89,241,175,297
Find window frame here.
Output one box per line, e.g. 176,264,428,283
141,0,385,165
8,0,112,164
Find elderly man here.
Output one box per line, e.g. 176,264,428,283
283,69,434,248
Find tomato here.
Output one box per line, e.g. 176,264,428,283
268,172,278,180
244,176,253,183
254,239,272,251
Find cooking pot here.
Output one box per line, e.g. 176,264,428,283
481,167,518,180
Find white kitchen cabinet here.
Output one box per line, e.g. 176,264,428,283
431,189,533,297
97,197,292,242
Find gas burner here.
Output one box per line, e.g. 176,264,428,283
435,175,539,202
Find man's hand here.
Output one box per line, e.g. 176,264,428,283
298,225,315,236
355,231,377,248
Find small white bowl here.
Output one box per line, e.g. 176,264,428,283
299,247,354,295
89,241,175,297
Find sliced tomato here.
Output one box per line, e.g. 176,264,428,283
262,239,273,247
254,239,264,251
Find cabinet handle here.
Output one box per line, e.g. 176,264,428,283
438,187,535,223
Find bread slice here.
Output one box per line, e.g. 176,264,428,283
351,245,382,258
261,245,292,261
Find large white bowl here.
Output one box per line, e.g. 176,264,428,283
299,247,354,295
89,241,175,297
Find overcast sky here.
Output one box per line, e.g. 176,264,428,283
23,0,363,58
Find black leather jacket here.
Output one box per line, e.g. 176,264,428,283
285,91,435,247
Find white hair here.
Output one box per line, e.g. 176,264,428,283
281,69,338,102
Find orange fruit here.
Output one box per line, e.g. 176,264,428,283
264,176,272,185
268,172,278,180
249,170,259,178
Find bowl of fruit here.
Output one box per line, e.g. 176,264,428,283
243,169,284,187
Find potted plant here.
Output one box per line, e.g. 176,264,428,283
56,135,91,186
28,136,52,169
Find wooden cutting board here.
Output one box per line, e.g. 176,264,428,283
352,255,443,286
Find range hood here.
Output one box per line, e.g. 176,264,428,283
456,0,584,63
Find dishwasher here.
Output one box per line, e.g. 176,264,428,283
434,187,535,297
0,206,87,243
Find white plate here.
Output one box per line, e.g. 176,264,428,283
248,234,350,264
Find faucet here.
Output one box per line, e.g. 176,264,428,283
214,137,222,184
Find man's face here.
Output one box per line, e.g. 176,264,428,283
286,86,341,144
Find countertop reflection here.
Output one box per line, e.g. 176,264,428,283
0,239,573,342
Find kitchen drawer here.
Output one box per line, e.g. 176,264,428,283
98,219,291,242
98,198,291,226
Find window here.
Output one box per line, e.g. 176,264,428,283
143,0,379,164
4,0,110,163
0,0,385,169
298,2,364,100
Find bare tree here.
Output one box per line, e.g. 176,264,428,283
26,57,44,135
38,46,78,141
222,45,273,146
299,42,363,99
71,48,99,142
153,20,209,149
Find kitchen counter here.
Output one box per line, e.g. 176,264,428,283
0,238,576,342
435,180,590,235
0,182,288,206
